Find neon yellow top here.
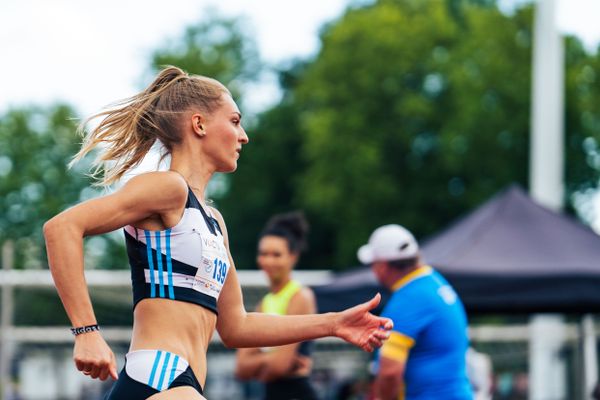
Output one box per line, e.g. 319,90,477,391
262,280,302,315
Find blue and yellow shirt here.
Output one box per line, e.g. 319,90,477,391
376,266,473,400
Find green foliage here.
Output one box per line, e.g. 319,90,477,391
0,105,85,268
13,287,132,326
564,39,600,194
220,0,600,269
290,1,534,265
149,10,261,102
0,105,127,269
217,100,313,269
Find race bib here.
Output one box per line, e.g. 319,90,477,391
192,232,229,299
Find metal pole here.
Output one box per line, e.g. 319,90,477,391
528,0,566,399
529,0,564,207
1,241,15,400
582,315,598,400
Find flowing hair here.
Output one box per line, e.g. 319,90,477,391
70,66,230,186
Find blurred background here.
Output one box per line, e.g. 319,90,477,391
1,0,599,399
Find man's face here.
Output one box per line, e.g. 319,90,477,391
370,260,388,285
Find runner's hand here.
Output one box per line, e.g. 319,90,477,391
334,293,393,352
73,331,118,380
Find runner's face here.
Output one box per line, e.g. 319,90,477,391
257,235,298,285
201,94,248,172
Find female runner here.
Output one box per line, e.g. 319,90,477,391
44,66,392,400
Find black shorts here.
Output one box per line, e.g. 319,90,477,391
264,376,319,400
104,364,203,399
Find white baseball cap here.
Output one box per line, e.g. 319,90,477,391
357,224,419,264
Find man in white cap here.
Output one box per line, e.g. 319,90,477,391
358,225,473,400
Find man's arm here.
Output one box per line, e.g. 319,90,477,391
375,332,414,400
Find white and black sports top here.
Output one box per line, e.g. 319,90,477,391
124,187,229,314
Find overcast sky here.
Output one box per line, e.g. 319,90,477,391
0,0,348,116
0,0,598,117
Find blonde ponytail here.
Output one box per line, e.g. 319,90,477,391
71,66,229,186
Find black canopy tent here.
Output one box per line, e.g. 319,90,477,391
313,185,600,314
312,263,387,314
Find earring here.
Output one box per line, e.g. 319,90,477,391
197,123,206,137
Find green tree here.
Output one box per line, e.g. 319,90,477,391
224,0,599,269
565,39,600,195
0,105,126,269
148,10,261,103
283,1,533,265
217,61,340,270
217,86,315,269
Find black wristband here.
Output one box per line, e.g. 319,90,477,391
70,324,100,336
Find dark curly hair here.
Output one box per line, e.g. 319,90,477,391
260,211,309,254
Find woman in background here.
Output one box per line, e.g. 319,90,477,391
236,211,319,400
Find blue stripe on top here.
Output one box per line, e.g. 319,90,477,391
165,229,175,299
155,231,165,298
148,350,163,388
144,230,156,298
168,355,180,386
156,351,171,391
